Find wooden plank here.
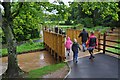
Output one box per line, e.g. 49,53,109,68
62,35,65,60
77,30,81,44
105,45,120,49
105,40,120,44
103,33,106,54
106,34,118,37
58,35,61,56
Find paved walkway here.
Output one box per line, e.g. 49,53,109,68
65,53,119,79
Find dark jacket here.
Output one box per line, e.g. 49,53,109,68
86,35,98,48
55,27,58,33
72,42,81,53
78,31,89,43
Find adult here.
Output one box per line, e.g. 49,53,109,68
78,28,89,52
86,31,98,59
59,28,62,34
55,26,58,33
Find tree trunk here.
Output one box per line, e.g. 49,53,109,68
2,22,24,78
2,2,24,78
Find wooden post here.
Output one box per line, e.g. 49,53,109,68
55,53,58,60
103,33,106,54
98,33,100,51
59,56,62,62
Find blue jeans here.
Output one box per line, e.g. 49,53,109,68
82,42,86,51
73,51,78,62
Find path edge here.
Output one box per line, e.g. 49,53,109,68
63,61,71,80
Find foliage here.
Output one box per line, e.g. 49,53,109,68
28,62,66,78
79,17,94,28
79,2,120,21
13,3,43,41
1,2,70,43
75,23,84,29
1,42,44,57
2,2,46,43
67,2,120,27
29,39,34,45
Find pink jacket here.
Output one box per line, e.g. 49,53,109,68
65,37,72,49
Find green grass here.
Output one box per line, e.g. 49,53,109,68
56,25,110,33
28,62,66,78
58,25,74,28
106,43,120,54
84,26,110,33
1,42,44,56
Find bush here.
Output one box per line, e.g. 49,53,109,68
79,17,94,28
29,39,34,45
76,23,84,29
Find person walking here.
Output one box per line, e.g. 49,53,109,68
72,38,81,63
78,28,89,52
65,37,72,56
86,31,98,59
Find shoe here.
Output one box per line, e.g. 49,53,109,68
76,61,78,63
83,50,85,52
89,57,92,59
68,53,69,56
92,56,95,58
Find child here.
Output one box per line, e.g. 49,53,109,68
65,37,72,56
72,38,81,63
86,31,98,59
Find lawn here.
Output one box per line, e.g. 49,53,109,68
1,42,44,57
28,62,66,78
57,25,110,34
106,43,120,54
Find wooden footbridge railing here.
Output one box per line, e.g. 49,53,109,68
66,29,100,45
66,29,119,55
98,32,120,55
43,30,65,61
43,28,119,61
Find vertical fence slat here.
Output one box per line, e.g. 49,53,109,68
98,33,100,51
62,35,65,60
103,33,106,54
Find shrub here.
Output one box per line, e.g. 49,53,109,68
29,39,34,45
79,17,94,28
76,23,84,29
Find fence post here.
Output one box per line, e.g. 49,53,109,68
103,32,106,54
98,33,100,51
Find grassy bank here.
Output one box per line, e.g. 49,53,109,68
1,42,44,57
28,62,66,78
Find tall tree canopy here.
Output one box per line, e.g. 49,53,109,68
67,2,120,27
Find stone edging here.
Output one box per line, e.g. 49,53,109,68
63,62,71,80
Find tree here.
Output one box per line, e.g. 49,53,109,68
1,2,50,77
67,2,120,27
79,2,120,27
13,2,44,41
1,2,24,77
